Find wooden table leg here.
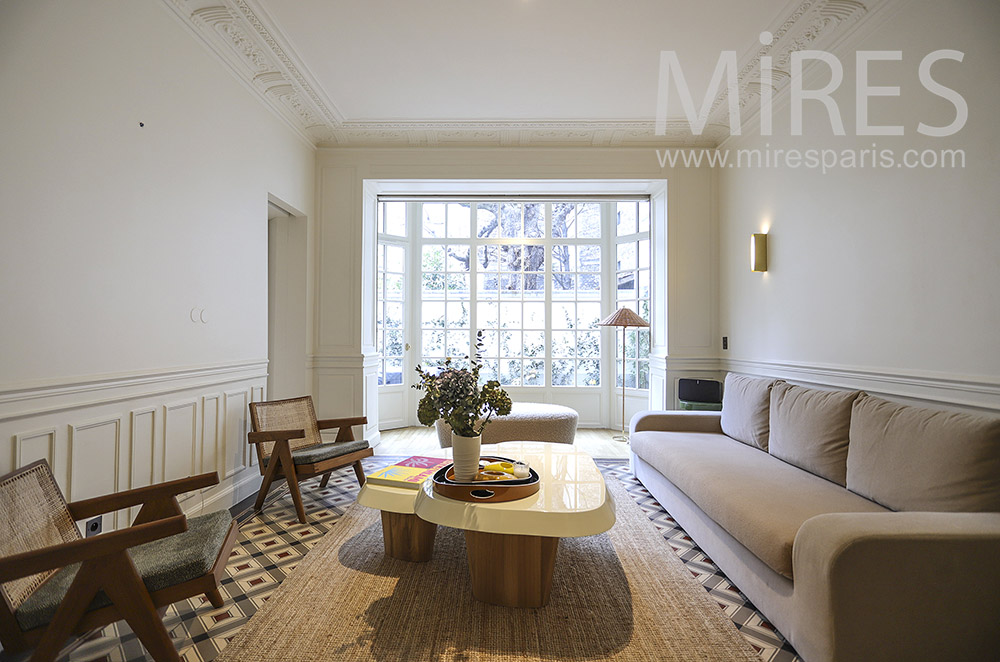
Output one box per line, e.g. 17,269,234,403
380,511,436,562
464,530,559,608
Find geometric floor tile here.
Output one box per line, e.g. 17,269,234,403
56,456,800,662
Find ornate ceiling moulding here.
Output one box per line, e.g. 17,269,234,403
159,0,896,148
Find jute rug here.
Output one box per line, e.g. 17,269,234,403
216,476,759,661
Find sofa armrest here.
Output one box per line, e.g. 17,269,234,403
630,410,723,435
792,512,1000,662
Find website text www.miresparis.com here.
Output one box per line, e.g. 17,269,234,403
655,145,966,174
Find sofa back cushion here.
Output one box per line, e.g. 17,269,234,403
768,382,860,486
847,394,1000,512
720,374,775,450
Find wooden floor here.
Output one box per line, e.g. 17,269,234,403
375,426,631,459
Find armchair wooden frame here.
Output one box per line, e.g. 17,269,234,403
0,462,239,662
248,397,373,524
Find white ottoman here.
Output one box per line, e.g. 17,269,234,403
435,402,579,448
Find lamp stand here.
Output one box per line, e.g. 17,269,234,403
613,325,629,442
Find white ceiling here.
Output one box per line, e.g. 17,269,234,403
255,0,792,122
162,0,886,146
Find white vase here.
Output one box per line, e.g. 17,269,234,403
451,432,482,482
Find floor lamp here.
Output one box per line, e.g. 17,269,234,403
599,306,650,442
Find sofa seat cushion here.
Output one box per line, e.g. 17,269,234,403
630,430,887,579
261,439,370,467
16,510,233,631
848,394,1000,512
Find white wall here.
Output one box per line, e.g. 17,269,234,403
313,147,719,431
0,0,316,516
718,0,1000,411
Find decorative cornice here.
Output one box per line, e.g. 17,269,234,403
159,0,889,148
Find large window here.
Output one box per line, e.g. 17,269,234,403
376,198,650,391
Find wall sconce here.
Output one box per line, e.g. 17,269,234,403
751,233,768,272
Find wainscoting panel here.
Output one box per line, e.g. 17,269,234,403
129,407,156,489
69,415,124,528
13,427,56,472
163,400,198,497
201,394,221,475
224,389,249,480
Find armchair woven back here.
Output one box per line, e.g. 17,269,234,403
249,396,322,460
0,461,80,610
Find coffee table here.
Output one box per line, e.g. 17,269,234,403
415,441,615,608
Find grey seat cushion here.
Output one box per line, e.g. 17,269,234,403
261,439,370,466
630,430,887,579
16,509,233,631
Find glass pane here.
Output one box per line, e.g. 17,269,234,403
578,274,600,300
552,245,575,272
385,329,404,357
577,203,601,238
500,203,522,238
522,302,545,329
551,203,574,238
385,273,403,299
638,361,649,389
477,245,498,270
376,273,384,300
639,298,650,321
552,331,575,358
479,358,498,383
578,359,600,386
617,241,637,271
476,203,499,238
377,244,384,271
446,246,470,272
499,302,522,328
523,245,544,272
578,245,600,272
638,200,650,233
577,330,600,357
638,329,650,358
499,330,522,357
422,330,444,356
500,245,522,272
446,330,470,358
422,245,444,271
638,269,650,299
384,302,403,328
552,360,574,386
523,272,545,294
446,301,470,327
499,273,521,295
523,360,544,386
624,360,637,388
422,203,446,238
625,328,638,358
522,331,545,357
617,271,637,299
499,359,521,386
477,273,498,298
446,273,469,294
479,330,499,357
447,203,471,238
385,245,404,272
524,203,544,238
384,202,406,236
422,272,445,295
577,302,601,329
478,301,498,328
385,359,403,385
639,239,650,269
617,201,637,236
377,204,384,235
552,302,575,329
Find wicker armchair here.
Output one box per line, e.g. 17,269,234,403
0,460,238,662
248,396,373,524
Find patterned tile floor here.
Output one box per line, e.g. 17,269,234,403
58,457,800,662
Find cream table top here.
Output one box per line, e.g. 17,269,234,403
356,448,453,515
413,441,616,538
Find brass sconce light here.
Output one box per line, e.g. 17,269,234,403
751,233,768,272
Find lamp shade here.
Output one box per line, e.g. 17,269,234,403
598,306,649,328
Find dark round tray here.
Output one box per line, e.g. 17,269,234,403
431,455,540,503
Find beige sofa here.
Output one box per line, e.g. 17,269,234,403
629,374,1000,662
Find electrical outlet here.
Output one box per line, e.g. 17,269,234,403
722,336,729,350
85,516,102,537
